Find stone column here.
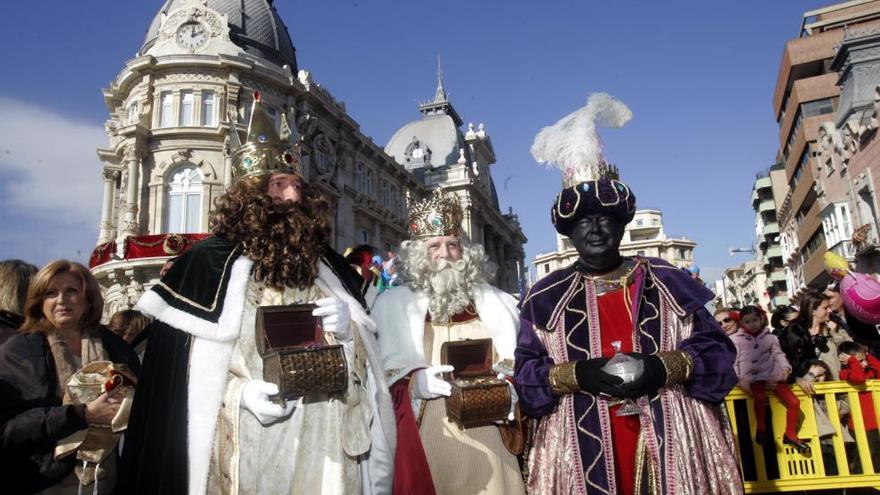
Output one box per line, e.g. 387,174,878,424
98,168,119,243
223,135,233,188
121,145,141,238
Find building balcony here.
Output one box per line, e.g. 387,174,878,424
763,223,780,237
770,270,787,283
758,199,776,213
772,294,791,307
627,222,661,233
755,176,772,191
828,239,855,260
766,245,783,259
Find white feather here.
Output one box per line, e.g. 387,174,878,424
531,92,632,183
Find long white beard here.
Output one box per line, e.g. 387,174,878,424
426,259,472,323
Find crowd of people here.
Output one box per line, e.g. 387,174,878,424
716,281,880,477
1,92,878,495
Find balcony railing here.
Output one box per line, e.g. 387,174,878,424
725,380,880,493
759,199,776,213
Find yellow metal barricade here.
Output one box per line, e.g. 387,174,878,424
725,379,880,493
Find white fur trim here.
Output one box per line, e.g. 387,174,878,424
187,338,233,495
136,256,252,495
135,258,253,343
186,257,252,494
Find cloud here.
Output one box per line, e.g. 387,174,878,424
0,97,106,265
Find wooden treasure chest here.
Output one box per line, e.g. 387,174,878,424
441,338,511,429
256,304,347,400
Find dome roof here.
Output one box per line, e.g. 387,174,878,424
140,0,297,69
385,113,466,169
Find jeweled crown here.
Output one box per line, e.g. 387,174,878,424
406,189,464,239
231,91,303,181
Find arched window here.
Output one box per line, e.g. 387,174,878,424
165,166,204,233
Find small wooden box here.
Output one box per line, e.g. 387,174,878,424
441,338,511,429
256,304,347,400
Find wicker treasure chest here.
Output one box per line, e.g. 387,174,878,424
256,304,347,400
441,338,511,429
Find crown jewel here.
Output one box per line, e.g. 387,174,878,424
406,189,464,239
231,91,302,181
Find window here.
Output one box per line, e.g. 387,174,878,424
380,180,390,208
636,219,643,226
398,187,407,218
782,108,803,162
789,149,809,191
802,98,834,119
840,203,852,239
127,101,138,125
201,91,215,127
159,92,173,128
801,230,826,260
179,91,194,126
637,250,646,256
355,162,365,193
679,248,687,259
365,168,374,196
240,94,253,123
778,93,789,126
165,166,203,233
390,185,400,218
361,229,370,244
543,264,550,274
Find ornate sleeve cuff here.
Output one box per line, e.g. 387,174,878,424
657,350,694,386
548,361,580,396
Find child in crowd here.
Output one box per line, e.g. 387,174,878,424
838,341,880,471
802,359,854,475
732,305,809,452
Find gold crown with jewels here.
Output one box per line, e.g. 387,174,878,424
231,91,302,181
406,189,464,239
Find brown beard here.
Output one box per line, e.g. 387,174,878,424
209,176,331,289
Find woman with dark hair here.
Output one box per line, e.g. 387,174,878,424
770,305,798,337
778,290,837,395
0,260,139,494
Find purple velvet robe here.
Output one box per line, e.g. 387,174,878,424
515,258,744,494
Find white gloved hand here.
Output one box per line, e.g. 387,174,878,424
241,380,295,425
411,365,454,400
503,374,518,422
313,297,352,341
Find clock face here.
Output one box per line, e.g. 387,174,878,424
176,22,207,50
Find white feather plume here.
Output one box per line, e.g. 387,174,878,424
530,92,632,184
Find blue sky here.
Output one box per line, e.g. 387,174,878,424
0,0,830,284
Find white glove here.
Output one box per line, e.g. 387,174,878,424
411,365,454,400
503,374,518,422
313,297,352,341
241,380,295,425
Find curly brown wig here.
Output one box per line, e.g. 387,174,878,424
210,175,332,289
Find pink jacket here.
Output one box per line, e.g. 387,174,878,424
731,327,791,390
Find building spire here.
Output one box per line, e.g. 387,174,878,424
434,55,447,103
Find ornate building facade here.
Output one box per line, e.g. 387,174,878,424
531,209,696,282
92,0,526,316
385,74,527,292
